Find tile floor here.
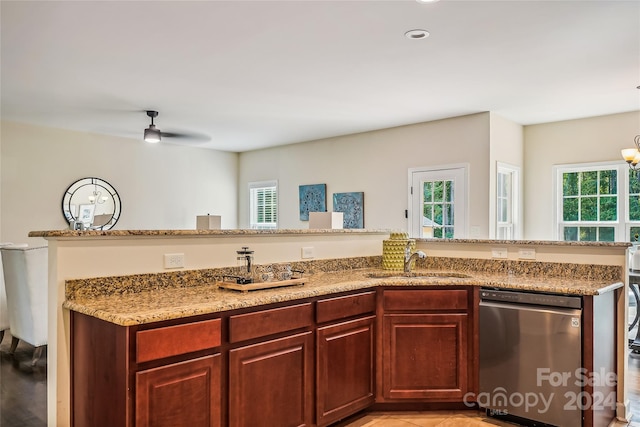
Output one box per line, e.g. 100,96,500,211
339,410,517,426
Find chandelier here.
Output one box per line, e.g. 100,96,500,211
621,135,640,170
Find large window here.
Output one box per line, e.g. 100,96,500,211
249,180,277,229
556,162,640,242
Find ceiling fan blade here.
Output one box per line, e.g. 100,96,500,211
160,131,211,143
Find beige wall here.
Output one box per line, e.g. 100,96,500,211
0,121,239,245
523,111,640,240
238,112,493,237
4,110,639,246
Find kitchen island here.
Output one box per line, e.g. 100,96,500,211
29,229,630,426
65,261,623,427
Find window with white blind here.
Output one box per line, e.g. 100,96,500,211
249,181,278,229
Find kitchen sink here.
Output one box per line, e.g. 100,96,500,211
366,271,472,279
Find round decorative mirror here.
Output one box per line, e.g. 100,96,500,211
61,177,121,230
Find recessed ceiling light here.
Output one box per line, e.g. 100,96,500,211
405,29,430,40
416,0,440,3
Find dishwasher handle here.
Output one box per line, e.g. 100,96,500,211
480,300,582,318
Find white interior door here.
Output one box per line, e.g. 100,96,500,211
409,166,467,238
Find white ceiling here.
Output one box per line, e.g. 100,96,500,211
1,0,639,152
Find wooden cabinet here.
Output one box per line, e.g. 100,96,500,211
136,354,221,427
71,286,478,427
316,316,375,426
71,312,222,427
316,291,376,426
379,288,476,403
228,332,314,427
227,303,314,427
382,313,468,400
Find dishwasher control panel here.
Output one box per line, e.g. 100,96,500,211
480,288,582,309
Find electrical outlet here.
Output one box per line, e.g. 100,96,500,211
301,247,315,259
491,248,508,259
164,253,185,269
518,248,536,260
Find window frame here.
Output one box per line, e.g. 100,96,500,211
553,161,631,242
496,162,521,240
249,180,278,230
408,164,469,239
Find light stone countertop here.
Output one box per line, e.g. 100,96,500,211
28,228,631,248
29,228,390,238
63,267,623,326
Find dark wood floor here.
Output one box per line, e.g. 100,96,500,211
1,332,640,427
0,332,47,427
627,351,640,424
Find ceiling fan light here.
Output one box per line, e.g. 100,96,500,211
144,125,161,143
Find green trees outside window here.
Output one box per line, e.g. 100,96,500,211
560,166,640,242
423,180,454,238
561,169,616,242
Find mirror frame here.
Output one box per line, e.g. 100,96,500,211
61,177,121,230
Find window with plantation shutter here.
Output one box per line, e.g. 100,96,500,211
249,181,277,229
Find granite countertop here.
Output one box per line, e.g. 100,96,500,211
29,228,390,238
63,267,623,326
28,228,631,248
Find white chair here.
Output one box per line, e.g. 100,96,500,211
0,242,14,344
1,246,48,365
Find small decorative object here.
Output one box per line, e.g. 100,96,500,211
275,264,293,280
254,264,274,282
299,184,327,221
333,192,364,229
196,214,222,230
78,204,96,227
308,212,343,229
382,232,415,270
236,247,254,284
217,264,305,292
274,264,293,281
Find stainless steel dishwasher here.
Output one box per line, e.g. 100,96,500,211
479,288,583,427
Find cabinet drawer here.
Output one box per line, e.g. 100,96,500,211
316,291,376,324
136,318,221,364
384,289,468,311
229,303,313,343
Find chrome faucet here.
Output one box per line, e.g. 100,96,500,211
404,242,426,273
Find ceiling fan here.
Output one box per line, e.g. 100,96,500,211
143,110,210,144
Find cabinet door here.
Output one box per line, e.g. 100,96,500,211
229,332,314,427
316,316,375,427
136,354,221,427
383,314,468,401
